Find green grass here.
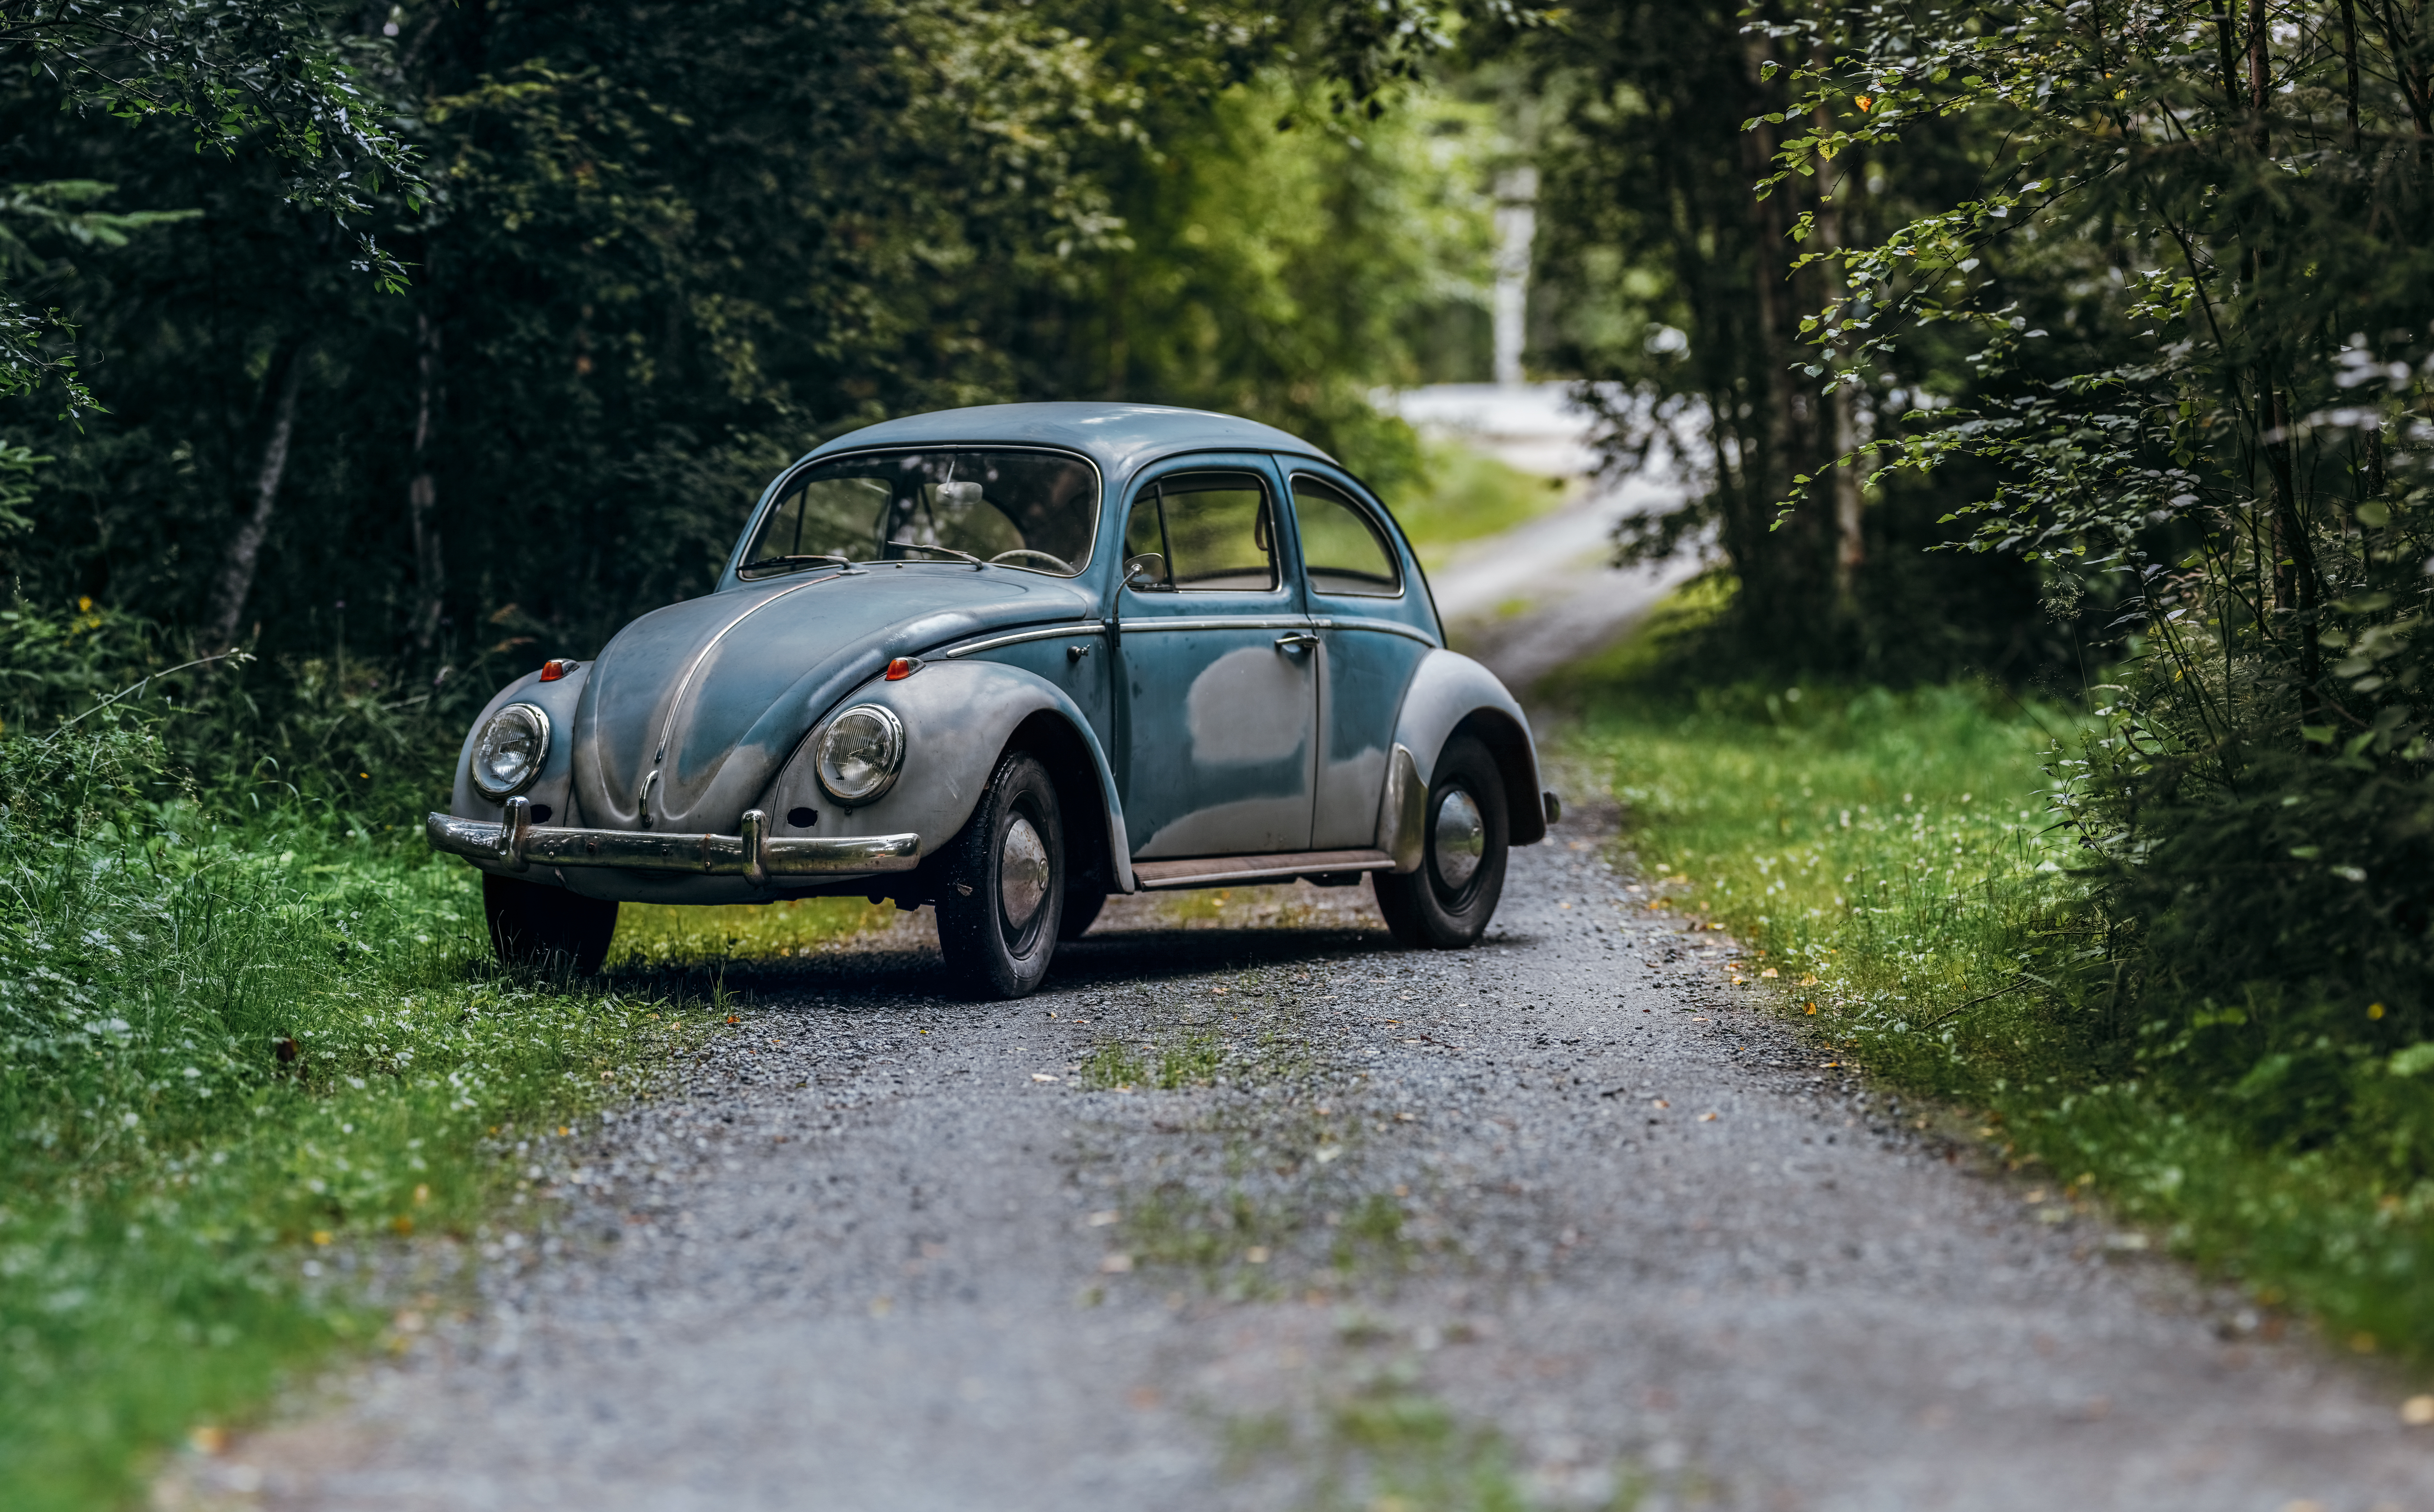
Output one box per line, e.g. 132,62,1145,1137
612,896,896,966
1381,438,1574,568
1569,639,2434,1364
0,722,894,1509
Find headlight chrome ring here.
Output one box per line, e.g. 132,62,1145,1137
815,704,906,806
471,702,552,800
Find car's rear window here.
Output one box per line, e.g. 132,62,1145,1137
740,448,1099,579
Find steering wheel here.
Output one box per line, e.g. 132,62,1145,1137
988,548,1076,574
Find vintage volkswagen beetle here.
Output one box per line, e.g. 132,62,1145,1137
427,403,1558,996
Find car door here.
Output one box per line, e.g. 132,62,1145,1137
1286,467,1440,850
1114,460,1318,858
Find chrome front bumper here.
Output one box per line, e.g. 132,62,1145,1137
426,797,920,884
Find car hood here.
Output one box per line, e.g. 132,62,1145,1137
571,568,1096,834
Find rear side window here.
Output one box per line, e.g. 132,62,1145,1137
1122,471,1279,591
1291,476,1401,597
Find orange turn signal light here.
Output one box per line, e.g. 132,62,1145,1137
884,656,922,682
539,658,576,682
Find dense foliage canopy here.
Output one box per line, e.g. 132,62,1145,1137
0,0,1516,708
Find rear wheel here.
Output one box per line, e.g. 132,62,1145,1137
483,872,620,975
937,750,1065,997
1373,733,1509,950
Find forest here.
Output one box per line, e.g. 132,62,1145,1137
8,0,2434,1503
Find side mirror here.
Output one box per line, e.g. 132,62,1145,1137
1123,552,1165,589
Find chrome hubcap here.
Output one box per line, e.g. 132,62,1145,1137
1431,788,1485,893
999,814,1050,929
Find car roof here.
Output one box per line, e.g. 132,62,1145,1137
800,402,1337,482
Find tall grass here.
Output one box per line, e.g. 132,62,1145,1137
0,718,726,1509
1573,675,2434,1361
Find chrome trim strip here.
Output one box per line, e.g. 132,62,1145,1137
1115,616,1314,633
940,623,1107,659
1321,616,1440,647
426,811,920,879
642,572,835,817
1130,848,1395,890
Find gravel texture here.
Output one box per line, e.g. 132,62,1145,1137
165,804,2434,1512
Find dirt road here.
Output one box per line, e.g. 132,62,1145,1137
170,805,2434,1512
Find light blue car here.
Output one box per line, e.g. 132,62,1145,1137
428,403,1557,996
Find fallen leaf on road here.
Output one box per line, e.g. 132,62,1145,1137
1698,1111,1719,1122
1032,1073,1059,1083
1100,1253,1134,1273
1650,1099,1669,1109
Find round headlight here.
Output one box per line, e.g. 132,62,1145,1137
815,704,905,805
471,703,551,800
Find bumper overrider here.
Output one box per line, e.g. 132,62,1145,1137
426,797,920,885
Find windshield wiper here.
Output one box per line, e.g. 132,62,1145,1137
890,542,988,569
739,553,853,576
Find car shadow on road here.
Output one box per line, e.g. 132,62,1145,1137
608,927,1576,1011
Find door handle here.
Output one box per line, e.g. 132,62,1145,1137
1273,631,1320,653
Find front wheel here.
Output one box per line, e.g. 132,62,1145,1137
936,750,1066,997
483,872,620,975
1373,733,1509,950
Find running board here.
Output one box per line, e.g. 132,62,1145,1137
1129,848,1394,890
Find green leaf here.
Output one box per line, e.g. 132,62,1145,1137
2390,1044,2434,1078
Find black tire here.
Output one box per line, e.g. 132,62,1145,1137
483,871,620,975
1373,733,1509,950
1057,883,1106,941
936,750,1065,997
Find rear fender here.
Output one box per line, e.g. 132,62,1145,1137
767,660,1134,892
1380,649,1548,853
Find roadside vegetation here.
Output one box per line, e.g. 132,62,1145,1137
1385,439,1575,568
0,717,717,1511
0,607,904,1510
1566,596,2434,1362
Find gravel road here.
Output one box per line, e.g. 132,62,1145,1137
171,805,2434,1512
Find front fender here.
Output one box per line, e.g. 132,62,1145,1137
766,660,1134,892
450,664,590,826
1383,649,1549,849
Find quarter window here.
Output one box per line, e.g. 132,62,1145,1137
1123,471,1279,591
1291,477,1401,597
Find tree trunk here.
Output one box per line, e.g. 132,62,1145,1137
203,343,306,651
1739,18,1825,649
408,312,446,652
1812,44,1864,613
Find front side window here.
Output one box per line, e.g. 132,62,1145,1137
1121,471,1278,592
1291,476,1401,597
740,448,1098,579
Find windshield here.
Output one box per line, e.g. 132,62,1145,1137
739,448,1099,580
